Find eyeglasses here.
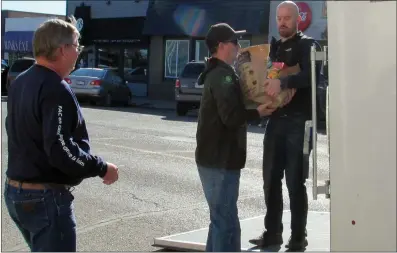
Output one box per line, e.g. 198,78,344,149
69,43,84,53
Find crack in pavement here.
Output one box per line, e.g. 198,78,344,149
4,189,328,252
2,192,267,251
130,193,160,208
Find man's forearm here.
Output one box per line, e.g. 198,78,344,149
279,71,311,89
46,138,108,178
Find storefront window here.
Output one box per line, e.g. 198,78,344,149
124,48,148,69
124,48,148,84
195,40,209,62
164,40,189,78
97,47,120,69
194,40,251,61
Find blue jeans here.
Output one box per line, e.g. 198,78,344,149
262,116,309,237
4,182,77,252
197,165,241,252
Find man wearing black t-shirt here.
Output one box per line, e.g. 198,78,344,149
4,16,119,252
249,1,321,251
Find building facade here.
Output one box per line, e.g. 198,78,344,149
66,0,327,100
142,0,270,100
1,10,65,62
66,0,150,97
66,0,270,100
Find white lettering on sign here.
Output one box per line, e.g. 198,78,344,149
4,40,30,52
300,12,307,21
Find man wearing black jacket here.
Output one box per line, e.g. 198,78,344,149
4,17,118,252
249,1,321,251
195,23,276,252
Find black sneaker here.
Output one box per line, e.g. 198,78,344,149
249,231,283,247
285,235,308,251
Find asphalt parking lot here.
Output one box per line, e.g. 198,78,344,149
1,101,330,251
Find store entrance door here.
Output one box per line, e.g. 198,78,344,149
123,48,148,97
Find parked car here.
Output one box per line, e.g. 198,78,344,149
65,68,132,106
6,57,36,91
2,60,9,95
175,61,206,116
174,60,329,122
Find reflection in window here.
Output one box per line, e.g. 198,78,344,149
164,40,189,78
97,48,120,69
195,40,251,61
124,48,148,69
124,48,148,83
195,40,208,62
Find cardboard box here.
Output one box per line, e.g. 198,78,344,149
235,44,300,108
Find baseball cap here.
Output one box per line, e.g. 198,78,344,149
205,23,246,51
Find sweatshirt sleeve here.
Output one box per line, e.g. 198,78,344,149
41,84,108,179
210,68,260,128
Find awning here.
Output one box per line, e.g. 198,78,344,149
143,0,270,37
71,4,148,46
2,31,34,52
89,17,148,44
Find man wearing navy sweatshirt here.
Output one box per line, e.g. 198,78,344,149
4,16,119,252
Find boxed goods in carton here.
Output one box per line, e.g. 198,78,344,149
235,44,300,108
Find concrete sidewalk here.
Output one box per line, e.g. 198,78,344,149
131,97,176,111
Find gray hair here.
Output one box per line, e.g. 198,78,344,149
33,15,80,61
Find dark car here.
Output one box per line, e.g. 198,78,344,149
6,57,36,91
2,60,9,95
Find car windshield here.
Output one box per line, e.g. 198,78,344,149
70,68,105,78
180,63,205,78
9,60,35,72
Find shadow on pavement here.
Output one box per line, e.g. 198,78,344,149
248,245,282,252
152,248,181,252
79,102,266,134
79,102,326,135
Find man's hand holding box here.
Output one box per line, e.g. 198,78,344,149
235,44,299,109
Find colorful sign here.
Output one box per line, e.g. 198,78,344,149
2,31,34,52
296,2,312,31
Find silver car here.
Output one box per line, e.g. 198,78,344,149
175,61,206,116
65,68,132,106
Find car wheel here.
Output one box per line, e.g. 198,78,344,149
124,93,132,106
105,93,113,106
176,102,188,116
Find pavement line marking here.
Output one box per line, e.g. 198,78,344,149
94,142,196,161
93,142,328,183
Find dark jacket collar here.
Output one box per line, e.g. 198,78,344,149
197,57,231,85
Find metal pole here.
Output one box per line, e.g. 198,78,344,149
310,44,318,200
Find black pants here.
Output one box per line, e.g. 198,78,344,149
262,115,310,237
